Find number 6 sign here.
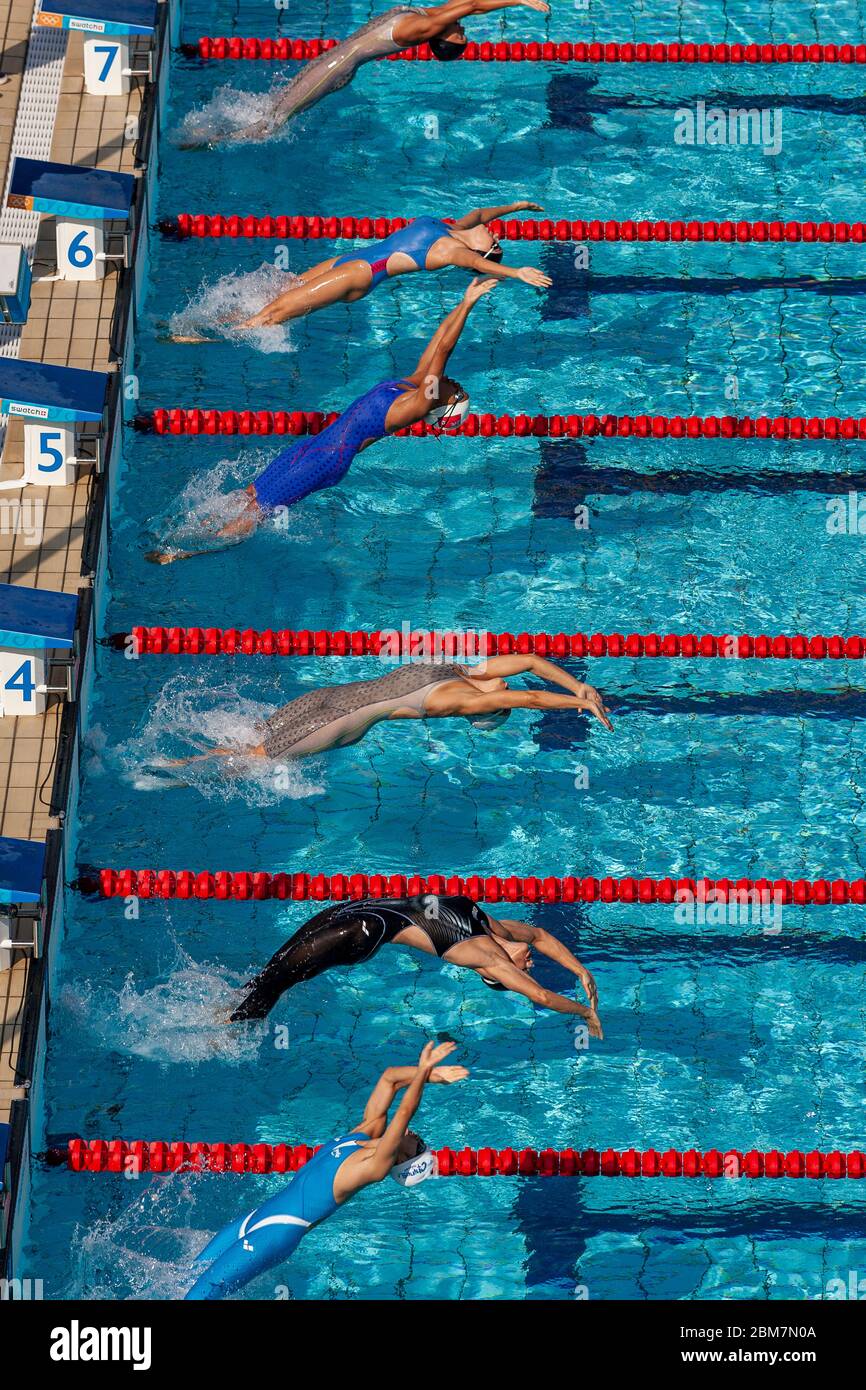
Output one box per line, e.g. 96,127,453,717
55,218,104,282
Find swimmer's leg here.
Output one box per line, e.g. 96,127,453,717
146,491,263,564
229,908,376,1021
294,256,340,285
162,745,266,769
162,263,340,342
240,262,371,328
186,1218,305,1300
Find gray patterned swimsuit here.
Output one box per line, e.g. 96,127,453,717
259,662,470,758
271,6,425,124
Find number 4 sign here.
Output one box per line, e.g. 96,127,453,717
0,650,45,717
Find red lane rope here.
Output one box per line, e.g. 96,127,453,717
57,1139,866,1178
136,409,866,439
82,870,866,905
188,38,866,65
165,213,866,244
120,627,866,659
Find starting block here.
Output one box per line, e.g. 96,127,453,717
0,357,107,488
0,582,78,719
36,0,158,97
7,157,134,283
0,835,46,972
0,244,32,325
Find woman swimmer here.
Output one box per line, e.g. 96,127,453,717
163,653,613,769
179,2,551,148
147,279,494,564
186,1041,467,1300
229,893,603,1037
167,203,550,340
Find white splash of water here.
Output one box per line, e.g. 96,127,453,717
173,81,284,149
112,672,324,805
70,1173,214,1300
145,454,258,559
165,263,299,353
59,946,263,1065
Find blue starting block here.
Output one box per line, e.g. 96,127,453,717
0,357,108,487
0,245,32,325
0,582,77,719
7,158,134,283
0,836,46,972
37,0,157,95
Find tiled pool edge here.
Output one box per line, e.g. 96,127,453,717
0,0,179,1284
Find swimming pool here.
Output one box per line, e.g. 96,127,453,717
22,0,866,1300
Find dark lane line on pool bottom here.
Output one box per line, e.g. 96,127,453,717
533,447,866,515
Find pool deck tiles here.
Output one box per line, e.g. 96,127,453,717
0,18,145,1124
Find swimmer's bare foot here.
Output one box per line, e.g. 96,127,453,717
161,332,216,345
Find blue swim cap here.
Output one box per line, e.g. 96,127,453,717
468,709,511,731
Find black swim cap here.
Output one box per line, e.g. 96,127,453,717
480,975,508,991
430,35,466,61
482,245,504,264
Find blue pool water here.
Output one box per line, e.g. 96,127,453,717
24,0,866,1299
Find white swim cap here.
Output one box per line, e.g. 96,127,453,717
425,390,470,431
390,1149,438,1187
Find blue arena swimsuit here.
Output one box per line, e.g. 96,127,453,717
185,1131,369,1300
333,215,452,288
253,378,414,511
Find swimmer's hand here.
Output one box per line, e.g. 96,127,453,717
515,201,544,212
576,685,613,732
417,1039,458,1074
463,276,498,305
519,0,551,12
586,1009,603,1041
517,265,553,289
577,967,598,1011
429,1065,470,1085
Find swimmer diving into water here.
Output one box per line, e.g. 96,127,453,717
180,1,551,148
229,893,603,1036
185,1041,467,1299
167,202,550,340
147,279,495,564
161,652,613,769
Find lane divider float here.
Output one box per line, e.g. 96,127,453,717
134,409,866,439
186,38,866,65
110,628,866,659
51,1139,866,1177
79,870,866,905
161,214,866,243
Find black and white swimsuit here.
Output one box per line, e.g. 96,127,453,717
230,895,493,1020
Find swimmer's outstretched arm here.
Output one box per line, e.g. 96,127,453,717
493,918,598,1009
463,686,613,731
337,1043,466,1194
358,1051,469,1134
386,279,496,430
453,200,543,228
460,945,603,1036
470,653,613,728
396,0,550,44
444,241,553,287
